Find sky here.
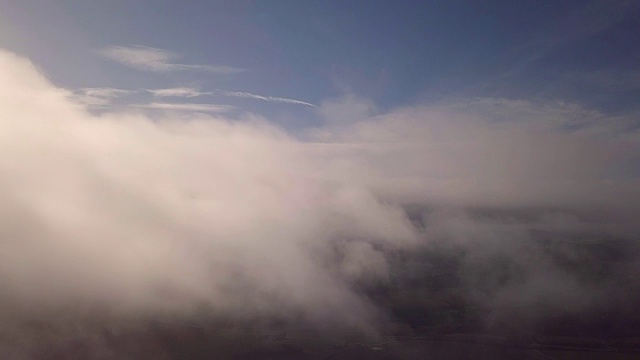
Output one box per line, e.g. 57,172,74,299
0,0,640,353
1,0,639,122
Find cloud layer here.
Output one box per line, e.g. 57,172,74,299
310,96,640,209
0,50,416,330
1,49,639,346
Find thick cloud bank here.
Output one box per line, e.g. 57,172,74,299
0,50,639,357
0,50,418,328
311,96,640,209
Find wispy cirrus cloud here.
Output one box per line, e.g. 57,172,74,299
145,86,317,107
136,102,234,113
98,45,244,74
144,87,207,98
72,87,134,107
82,87,133,98
216,90,317,107
73,85,316,111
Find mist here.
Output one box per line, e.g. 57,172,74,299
1,49,639,357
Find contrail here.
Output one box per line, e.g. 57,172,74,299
216,90,317,107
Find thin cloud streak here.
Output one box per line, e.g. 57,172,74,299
217,90,317,107
72,87,134,107
145,87,206,98
136,102,234,112
145,87,317,107
98,45,244,74
73,85,316,110
82,87,133,98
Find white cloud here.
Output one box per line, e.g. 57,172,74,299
137,102,234,113
145,87,207,98
82,87,133,98
74,85,318,110
310,96,640,208
145,87,317,107
0,49,415,330
98,45,244,74
217,90,317,107
1,49,639,342
72,87,133,107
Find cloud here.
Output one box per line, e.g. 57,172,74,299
1,49,639,354
82,87,133,98
98,45,244,74
318,94,376,124
414,208,635,333
145,87,317,107
310,96,640,209
217,90,317,107
136,102,234,113
145,87,207,98
0,49,416,331
74,85,318,111
72,87,133,107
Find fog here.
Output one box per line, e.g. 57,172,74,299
1,49,639,357
0,49,418,326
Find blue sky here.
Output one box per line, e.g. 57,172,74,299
1,0,639,127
